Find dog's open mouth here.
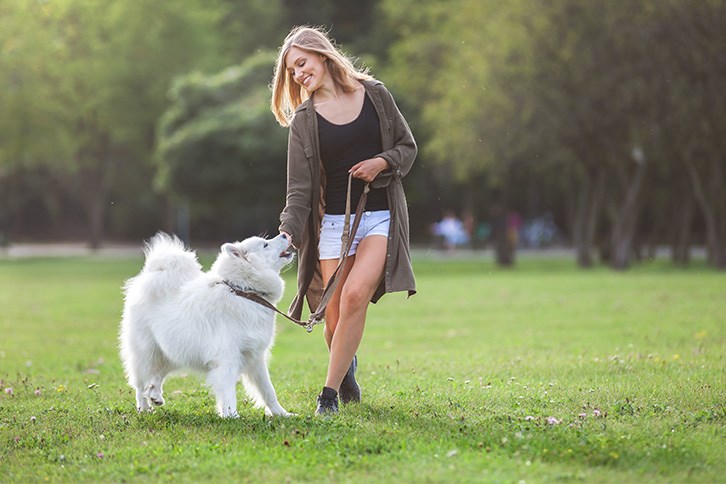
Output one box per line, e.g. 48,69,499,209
279,250,293,259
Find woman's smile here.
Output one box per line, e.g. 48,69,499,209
286,46,326,93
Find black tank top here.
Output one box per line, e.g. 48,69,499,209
317,95,389,215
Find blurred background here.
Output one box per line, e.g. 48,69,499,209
0,0,723,270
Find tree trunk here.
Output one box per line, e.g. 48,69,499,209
573,169,604,268
671,188,693,266
81,135,111,251
84,166,107,251
687,160,726,269
610,157,647,270
491,185,514,267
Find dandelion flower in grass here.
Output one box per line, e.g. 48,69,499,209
31,416,36,423
546,416,561,425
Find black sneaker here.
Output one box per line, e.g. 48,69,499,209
339,355,361,404
315,386,339,416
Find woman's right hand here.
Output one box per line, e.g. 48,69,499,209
280,231,293,248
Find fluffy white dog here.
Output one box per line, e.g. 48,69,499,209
119,232,294,418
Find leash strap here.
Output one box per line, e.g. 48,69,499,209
221,281,312,330
222,173,369,333
309,173,369,325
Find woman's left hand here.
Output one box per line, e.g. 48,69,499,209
349,157,390,183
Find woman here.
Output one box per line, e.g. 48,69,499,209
271,26,417,415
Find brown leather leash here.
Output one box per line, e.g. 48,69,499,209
221,173,370,333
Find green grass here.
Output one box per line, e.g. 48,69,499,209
0,255,723,482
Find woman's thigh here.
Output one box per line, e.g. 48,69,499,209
320,234,387,318
339,235,387,307
320,256,355,323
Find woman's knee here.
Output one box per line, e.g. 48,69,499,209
340,285,371,311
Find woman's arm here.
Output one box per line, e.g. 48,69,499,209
367,84,417,189
279,120,312,248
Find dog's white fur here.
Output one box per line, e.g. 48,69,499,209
119,232,293,418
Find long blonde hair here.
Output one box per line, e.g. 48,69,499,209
270,26,373,127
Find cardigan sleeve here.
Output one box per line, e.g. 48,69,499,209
279,118,312,248
374,84,417,183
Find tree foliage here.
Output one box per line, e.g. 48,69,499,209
1,0,723,269
0,0,226,246
155,53,287,239
383,0,726,268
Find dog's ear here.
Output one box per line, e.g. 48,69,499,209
222,243,248,261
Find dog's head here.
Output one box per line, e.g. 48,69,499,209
212,233,294,290
223,233,294,271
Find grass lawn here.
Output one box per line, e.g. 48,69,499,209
0,253,723,482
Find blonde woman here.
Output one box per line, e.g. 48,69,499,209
272,26,417,415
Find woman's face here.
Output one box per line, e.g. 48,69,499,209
285,46,327,94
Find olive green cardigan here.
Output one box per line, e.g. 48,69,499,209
279,79,417,319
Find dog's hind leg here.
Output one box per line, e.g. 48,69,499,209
144,378,166,407
135,387,152,412
242,352,290,417
144,353,174,407
133,347,172,410
207,361,240,418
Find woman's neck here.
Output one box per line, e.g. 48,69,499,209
312,82,341,105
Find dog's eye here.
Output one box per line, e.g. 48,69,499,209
263,243,269,248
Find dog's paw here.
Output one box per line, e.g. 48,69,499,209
218,407,240,418
220,412,240,419
267,407,293,417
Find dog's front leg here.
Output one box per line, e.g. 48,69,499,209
243,354,290,417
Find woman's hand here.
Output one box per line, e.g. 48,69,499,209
280,231,294,248
349,157,390,183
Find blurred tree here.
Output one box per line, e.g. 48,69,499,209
383,0,537,266
0,0,226,247
281,0,382,55
527,0,726,269
155,52,288,241
215,0,284,60
383,0,725,270
654,0,726,268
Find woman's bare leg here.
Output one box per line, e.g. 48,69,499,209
324,235,387,392
320,257,355,348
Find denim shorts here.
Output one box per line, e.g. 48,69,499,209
318,210,390,260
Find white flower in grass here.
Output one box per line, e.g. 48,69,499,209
546,416,561,425
524,416,536,421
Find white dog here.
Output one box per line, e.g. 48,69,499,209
119,232,293,418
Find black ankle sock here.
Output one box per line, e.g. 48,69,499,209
321,386,338,400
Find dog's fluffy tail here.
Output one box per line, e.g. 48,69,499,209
124,232,202,301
